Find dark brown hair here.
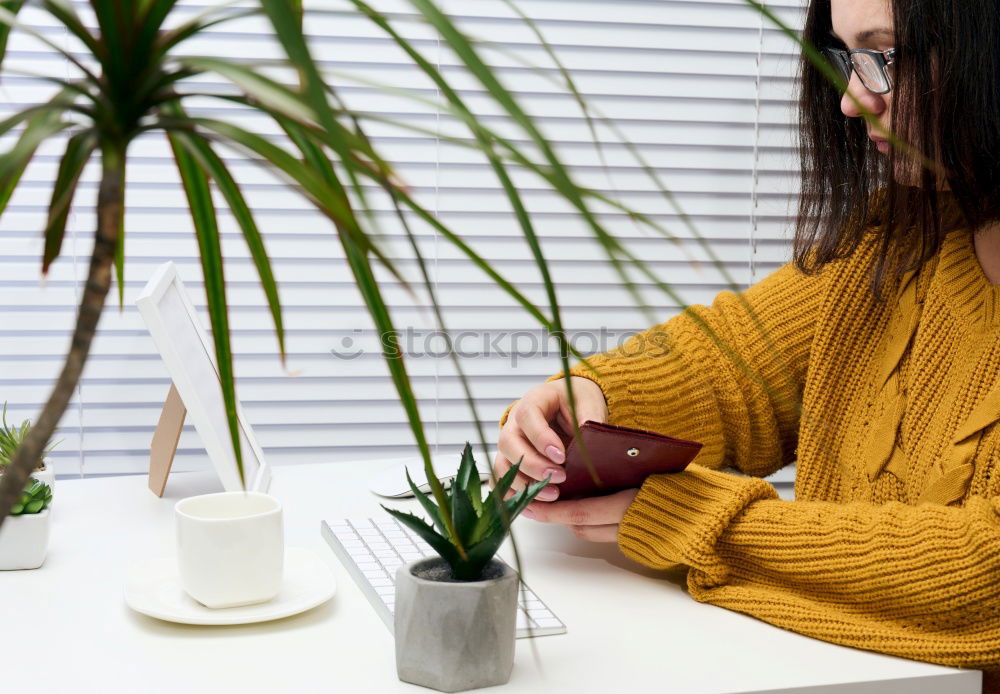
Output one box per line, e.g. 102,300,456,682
793,0,1000,301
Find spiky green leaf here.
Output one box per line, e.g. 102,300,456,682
0,113,74,221
468,457,523,544
450,471,477,547
42,129,96,273
166,123,244,489
42,1,101,56
454,442,483,514
111,156,127,307
405,467,445,536
0,1,25,73
152,5,258,63
171,128,286,362
504,475,549,522
382,506,461,568
178,57,315,123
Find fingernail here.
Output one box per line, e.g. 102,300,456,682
545,445,564,463
545,467,566,483
522,509,536,520
537,487,559,501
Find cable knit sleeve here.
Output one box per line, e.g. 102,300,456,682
619,464,1000,670
499,260,829,478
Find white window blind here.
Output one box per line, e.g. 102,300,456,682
1,0,805,495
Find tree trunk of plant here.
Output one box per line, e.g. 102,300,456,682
0,148,124,528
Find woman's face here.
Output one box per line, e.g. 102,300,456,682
831,0,946,188
830,0,895,153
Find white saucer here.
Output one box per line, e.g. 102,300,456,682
124,547,336,625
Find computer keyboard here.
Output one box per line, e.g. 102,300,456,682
321,516,567,638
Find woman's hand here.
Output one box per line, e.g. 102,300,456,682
494,376,608,502
521,489,639,542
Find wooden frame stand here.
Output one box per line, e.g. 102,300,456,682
148,383,187,497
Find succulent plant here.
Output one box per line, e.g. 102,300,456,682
10,478,52,516
0,403,57,472
383,443,548,581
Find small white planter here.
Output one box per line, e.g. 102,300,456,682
0,509,50,571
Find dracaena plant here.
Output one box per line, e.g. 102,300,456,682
0,0,559,538
0,0,666,535
383,443,547,581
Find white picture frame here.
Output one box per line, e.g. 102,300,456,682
136,261,271,493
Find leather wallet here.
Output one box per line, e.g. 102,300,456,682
555,420,703,500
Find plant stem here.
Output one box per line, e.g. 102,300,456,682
0,146,124,528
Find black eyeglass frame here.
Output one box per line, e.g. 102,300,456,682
822,47,897,95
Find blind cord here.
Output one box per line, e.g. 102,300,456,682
432,33,442,456
750,2,766,287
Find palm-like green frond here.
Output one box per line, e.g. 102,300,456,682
43,130,97,272
43,1,101,57
0,1,25,71
167,124,286,363
165,115,245,487
0,109,74,217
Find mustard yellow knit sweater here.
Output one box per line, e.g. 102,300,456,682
501,222,1000,686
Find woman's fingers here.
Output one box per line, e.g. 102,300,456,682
497,426,567,484
503,478,558,502
521,488,638,526
567,523,619,543
495,377,610,488
558,379,608,427
513,399,566,466
490,451,560,501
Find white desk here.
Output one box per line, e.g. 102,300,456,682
0,462,981,694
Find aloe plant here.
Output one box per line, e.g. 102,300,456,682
9,478,52,516
383,443,546,581
0,403,56,473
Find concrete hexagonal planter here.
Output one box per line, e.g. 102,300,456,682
394,557,518,692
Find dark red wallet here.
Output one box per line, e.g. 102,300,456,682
555,420,702,500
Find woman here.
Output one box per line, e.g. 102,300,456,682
495,0,1000,689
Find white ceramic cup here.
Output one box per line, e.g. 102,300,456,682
175,492,284,608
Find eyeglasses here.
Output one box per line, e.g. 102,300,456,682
822,47,897,94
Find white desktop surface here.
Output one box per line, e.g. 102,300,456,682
0,462,980,694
